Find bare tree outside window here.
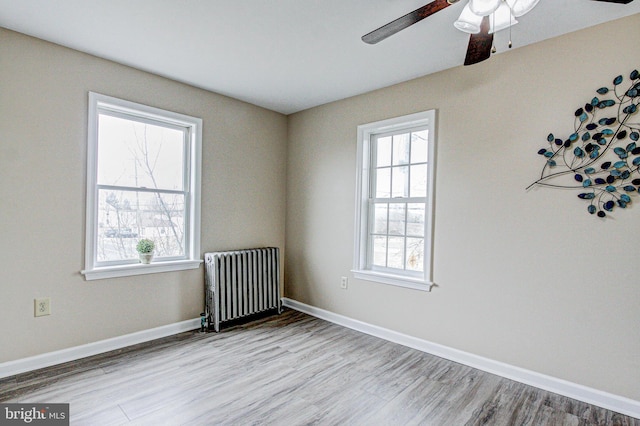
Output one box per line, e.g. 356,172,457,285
96,114,187,263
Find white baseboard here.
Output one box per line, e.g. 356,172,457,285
282,297,640,419
0,318,200,379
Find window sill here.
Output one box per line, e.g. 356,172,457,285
352,270,433,292
81,259,203,281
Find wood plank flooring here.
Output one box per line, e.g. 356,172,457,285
1,309,638,425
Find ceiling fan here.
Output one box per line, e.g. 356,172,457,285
362,0,635,66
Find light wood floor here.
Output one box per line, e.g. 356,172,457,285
1,309,638,425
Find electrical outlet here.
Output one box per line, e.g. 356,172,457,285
340,276,348,289
35,298,50,317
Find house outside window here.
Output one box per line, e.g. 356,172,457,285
82,93,202,280
353,110,436,291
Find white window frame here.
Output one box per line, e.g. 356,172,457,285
82,92,202,280
353,110,436,291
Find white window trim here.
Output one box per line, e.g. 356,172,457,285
81,92,202,281
352,110,437,291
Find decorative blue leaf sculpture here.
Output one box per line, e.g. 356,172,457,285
528,69,640,218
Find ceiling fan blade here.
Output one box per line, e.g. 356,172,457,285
591,0,633,3
464,15,493,66
362,0,457,44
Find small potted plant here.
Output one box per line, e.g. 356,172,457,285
136,238,155,264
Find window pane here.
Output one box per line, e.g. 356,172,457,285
392,133,410,165
391,166,409,198
410,164,427,198
388,203,406,236
375,168,391,198
97,189,185,262
97,114,185,190
372,236,387,267
387,237,405,269
376,136,392,167
406,238,424,272
411,130,428,164
406,203,425,237
373,203,388,234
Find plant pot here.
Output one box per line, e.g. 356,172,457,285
139,252,154,264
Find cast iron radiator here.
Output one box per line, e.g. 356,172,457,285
204,247,281,332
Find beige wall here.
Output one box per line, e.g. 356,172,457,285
0,28,287,362
286,14,640,401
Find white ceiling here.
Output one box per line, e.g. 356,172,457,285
0,1,638,114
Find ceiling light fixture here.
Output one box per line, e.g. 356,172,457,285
454,0,539,36
454,2,518,34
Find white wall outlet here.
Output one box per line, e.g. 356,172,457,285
340,276,348,289
35,297,50,317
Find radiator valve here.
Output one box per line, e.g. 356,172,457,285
200,312,207,333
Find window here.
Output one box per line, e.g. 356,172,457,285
353,110,436,291
82,93,202,280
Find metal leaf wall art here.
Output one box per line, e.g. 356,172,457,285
528,69,640,218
